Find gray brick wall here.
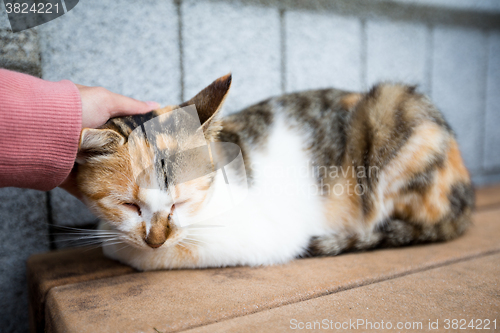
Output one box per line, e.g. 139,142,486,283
182,0,282,112
1,0,500,331
0,189,49,333
366,20,429,93
485,31,500,171
285,10,363,92
431,26,487,173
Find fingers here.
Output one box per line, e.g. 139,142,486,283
76,83,162,129
107,90,161,118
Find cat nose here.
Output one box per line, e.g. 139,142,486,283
145,229,168,248
145,227,167,248
144,214,171,249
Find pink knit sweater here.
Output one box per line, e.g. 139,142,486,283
0,69,82,191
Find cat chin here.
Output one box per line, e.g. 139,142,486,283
102,241,200,271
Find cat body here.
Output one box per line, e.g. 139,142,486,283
76,75,474,271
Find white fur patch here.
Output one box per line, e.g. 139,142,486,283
105,116,328,270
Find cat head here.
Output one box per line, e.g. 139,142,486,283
75,74,231,251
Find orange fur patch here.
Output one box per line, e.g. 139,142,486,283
323,167,364,230
340,93,363,111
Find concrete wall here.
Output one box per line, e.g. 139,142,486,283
1,0,499,331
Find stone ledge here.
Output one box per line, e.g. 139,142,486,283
27,247,135,333
476,184,500,210
185,252,500,332
41,208,500,332
27,186,500,333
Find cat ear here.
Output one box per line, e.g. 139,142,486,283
180,73,232,141
76,128,125,164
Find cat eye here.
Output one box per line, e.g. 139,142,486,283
122,203,141,216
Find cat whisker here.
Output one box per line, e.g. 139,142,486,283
184,224,224,229
75,239,120,252
113,243,132,253
183,237,208,244
181,238,200,244
54,235,120,243
49,224,123,233
102,241,126,247
180,241,201,249
182,239,207,248
80,244,108,252
185,231,217,236
50,233,120,237
60,238,120,247
176,242,188,249
49,225,100,231
55,235,121,240
55,235,122,248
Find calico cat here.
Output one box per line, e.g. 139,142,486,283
76,74,474,271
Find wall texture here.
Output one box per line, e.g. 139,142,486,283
0,0,499,331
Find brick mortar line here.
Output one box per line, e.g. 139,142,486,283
425,23,434,98
175,248,500,333
46,192,56,251
203,0,500,30
175,0,185,102
360,19,367,90
479,30,490,173
279,8,286,94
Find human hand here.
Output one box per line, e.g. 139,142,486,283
59,84,160,199
76,84,160,128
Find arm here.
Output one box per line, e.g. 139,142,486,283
0,69,159,191
0,69,81,191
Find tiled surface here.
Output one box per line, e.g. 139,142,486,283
30,186,500,332
182,0,281,113
285,10,362,92
366,20,429,93
185,253,500,333
431,26,487,172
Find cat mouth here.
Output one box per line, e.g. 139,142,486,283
145,241,164,249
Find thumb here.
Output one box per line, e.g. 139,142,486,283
108,91,161,117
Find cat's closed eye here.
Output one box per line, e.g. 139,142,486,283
122,203,141,216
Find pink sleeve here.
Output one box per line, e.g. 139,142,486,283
0,69,82,191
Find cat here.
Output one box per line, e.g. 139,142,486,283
75,74,474,271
